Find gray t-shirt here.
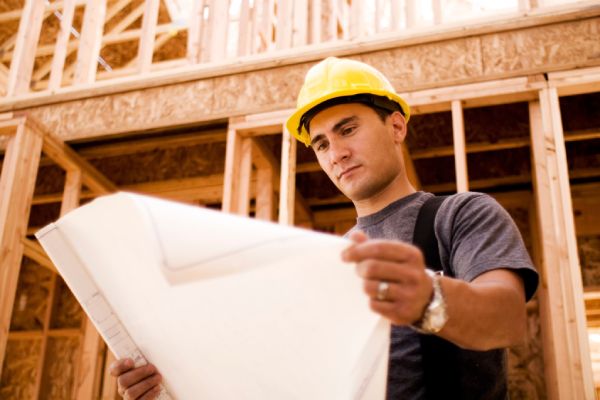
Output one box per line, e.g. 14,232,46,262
353,191,538,400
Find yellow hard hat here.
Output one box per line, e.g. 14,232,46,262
285,57,411,146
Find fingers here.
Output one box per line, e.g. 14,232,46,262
110,358,135,376
347,230,368,244
342,238,423,265
110,360,161,400
355,259,422,282
120,371,162,400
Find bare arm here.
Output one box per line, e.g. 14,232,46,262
342,231,527,351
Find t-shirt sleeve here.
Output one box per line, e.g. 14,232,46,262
435,192,539,301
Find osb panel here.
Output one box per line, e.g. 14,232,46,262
100,41,139,69
508,298,546,399
414,155,456,187
357,37,483,91
468,147,531,181
34,164,66,196
560,92,600,132
0,0,22,13
39,336,80,400
567,139,600,170
10,258,53,331
464,102,530,143
50,277,84,330
29,79,215,141
481,18,600,76
0,339,42,400
407,111,453,150
212,63,308,113
579,235,600,287
154,30,187,62
0,20,19,46
89,141,227,185
28,203,61,229
504,205,533,253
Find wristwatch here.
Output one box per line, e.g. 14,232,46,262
411,269,448,334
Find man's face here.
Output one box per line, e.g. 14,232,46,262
308,103,406,202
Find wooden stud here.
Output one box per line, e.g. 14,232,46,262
22,238,57,273
278,125,297,225
207,0,230,61
276,0,293,50
405,0,417,29
237,137,254,216
100,350,118,399
187,0,206,63
391,0,402,30
349,0,364,39
23,117,116,194
238,0,251,56
432,0,443,25
451,100,468,192
309,0,322,44
292,0,308,47
5,0,46,96
252,138,312,223
255,166,275,221
48,0,78,91
222,127,243,213
0,120,43,376
402,143,421,190
529,90,594,400
259,0,275,52
137,0,160,74
73,0,107,85
44,0,144,82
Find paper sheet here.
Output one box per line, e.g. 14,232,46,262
36,192,389,399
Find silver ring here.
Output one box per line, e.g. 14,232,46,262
376,281,390,301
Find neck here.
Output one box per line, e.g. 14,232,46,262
352,173,416,217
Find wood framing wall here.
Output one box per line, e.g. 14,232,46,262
1,3,600,400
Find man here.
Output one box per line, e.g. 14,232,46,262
111,57,538,399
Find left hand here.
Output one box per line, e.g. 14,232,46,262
342,230,434,326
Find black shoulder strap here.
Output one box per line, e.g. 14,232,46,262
413,195,451,276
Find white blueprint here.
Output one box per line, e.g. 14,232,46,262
36,192,390,399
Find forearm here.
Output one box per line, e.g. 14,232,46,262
436,269,527,351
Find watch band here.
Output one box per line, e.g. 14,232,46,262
411,269,448,334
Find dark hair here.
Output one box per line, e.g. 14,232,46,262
299,94,403,134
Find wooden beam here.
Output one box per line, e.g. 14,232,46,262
292,0,308,46
237,137,254,216
238,0,252,56
0,119,43,377
405,0,417,28
5,0,45,96
33,0,142,82
137,0,160,73
349,0,364,39
48,0,78,91
451,100,468,192
252,137,312,224
402,143,421,190
309,0,322,43
529,89,594,400
279,125,297,225
23,117,116,194
21,238,57,273
222,127,243,213
275,0,293,50
73,0,107,85
255,166,275,221
187,0,206,63
207,0,230,61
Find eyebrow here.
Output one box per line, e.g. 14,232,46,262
309,116,358,147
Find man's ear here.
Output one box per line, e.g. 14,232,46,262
390,111,407,143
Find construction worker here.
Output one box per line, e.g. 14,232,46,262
110,57,538,399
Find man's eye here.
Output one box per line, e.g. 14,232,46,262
316,141,329,151
341,126,355,135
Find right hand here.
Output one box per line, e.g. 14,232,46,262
109,358,162,400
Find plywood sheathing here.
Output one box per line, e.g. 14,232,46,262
9,259,53,332
19,15,600,141
580,236,600,287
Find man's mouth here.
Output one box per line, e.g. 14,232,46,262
337,165,360,180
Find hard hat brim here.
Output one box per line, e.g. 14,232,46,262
285,88,411,147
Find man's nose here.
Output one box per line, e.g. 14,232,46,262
329,139,351,165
